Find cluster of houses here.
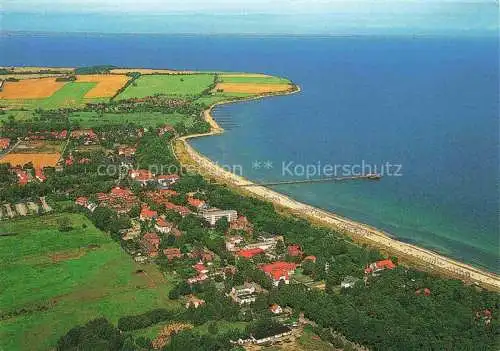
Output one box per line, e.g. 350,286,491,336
70,128,98,145
129,169,180,189
76,186,139,214
11,167,47,186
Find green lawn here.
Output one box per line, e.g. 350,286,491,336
218,75,291,85
69,111,195,128
117,74,215,99
0,213,181,351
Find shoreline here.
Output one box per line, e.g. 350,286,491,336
175,86,500,292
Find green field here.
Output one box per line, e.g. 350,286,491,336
0,110,34,122
218,75,292,85
195,92,254,107
117,74,215,99
0,213,181,351
69,111,195,128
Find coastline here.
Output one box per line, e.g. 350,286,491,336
175,86,500,292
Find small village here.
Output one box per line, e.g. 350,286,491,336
0,122,400,349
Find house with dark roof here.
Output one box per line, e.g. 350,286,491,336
252,325,292,345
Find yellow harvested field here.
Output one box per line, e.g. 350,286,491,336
0,78,66,99
215,83,292,94
110,68,196,75
76,74,131,98
1,153,61,168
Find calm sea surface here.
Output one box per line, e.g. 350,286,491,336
1,33,498,272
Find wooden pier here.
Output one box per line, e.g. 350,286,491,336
238,174,382,187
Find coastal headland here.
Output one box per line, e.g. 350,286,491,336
175,84,500,292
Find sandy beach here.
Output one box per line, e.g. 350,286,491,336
175,88,500,292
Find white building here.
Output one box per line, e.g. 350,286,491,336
228,282,259,305
200,208,238,226
341,275,359,289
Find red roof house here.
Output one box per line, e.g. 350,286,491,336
187,196,206,210
365,259,396,275
193,263,208,274
163,248,182,261
259,261,297,286
118,146,136,157
129,169,155,186
140,205,158,221
14,169,29,185
35,168,47,182
75,197,89,207
110,187,134,198
0,138,10,150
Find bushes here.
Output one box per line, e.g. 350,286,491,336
75,65,116,75
57,318,124,351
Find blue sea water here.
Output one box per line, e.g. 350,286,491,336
1,32,498,272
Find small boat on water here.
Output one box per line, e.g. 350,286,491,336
366,174,382,180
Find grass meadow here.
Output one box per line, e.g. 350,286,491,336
69,111,195,128
218,75,291,85
117,74,215,99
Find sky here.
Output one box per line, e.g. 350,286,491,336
1,0,498,35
